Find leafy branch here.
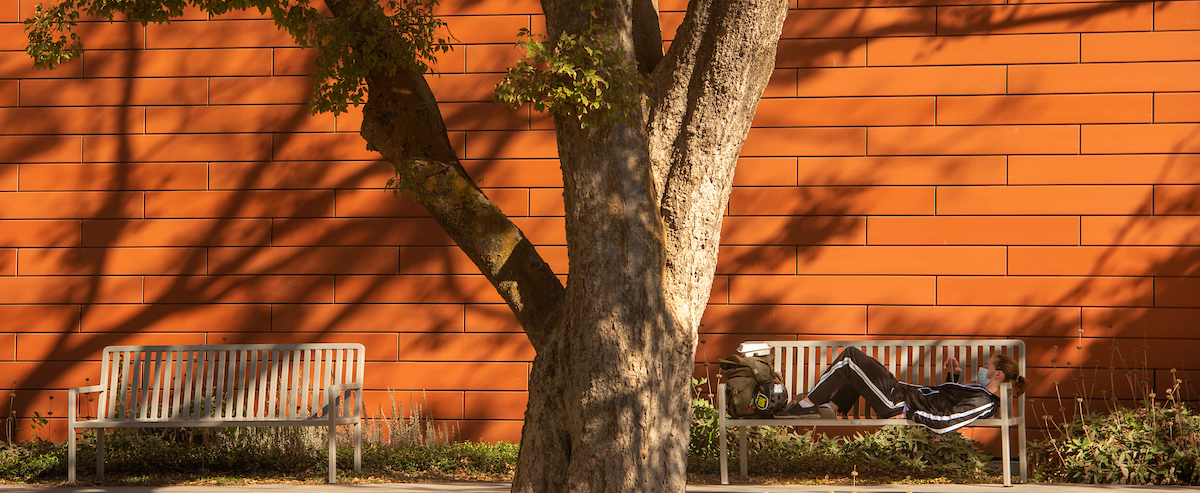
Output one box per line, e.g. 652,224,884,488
493,10,645,128
23,0,453,115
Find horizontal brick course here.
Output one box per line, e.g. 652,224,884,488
796,156,1006,185
146,20,297,49
82,219,271,247
700,304,866,335
721,216,866,245
869,125,1080,155
0,305,81,333
20,78,209,106
210,77,313,105
936,276,1153,307
84,49,273,78
937,94,1151,125
272,304,465,333
1156,1,1200,31
208,246,400,275
1083,124,1200,153
937,3,1153,35
868,216,1080,245
146,191,335,218
0,220,80,247
935,185,1151,215
144,275,334,304
729,186,934,215
869,34,1078,66
84,134,274,163
782,7,935,38
775,39,866,68
1082,307,1200,339
146,105,336,134
753,97,933,127
0,52,82,78
796,65,1006,97
1009,155,1200,185
1154,185,1200,215
19,163,208,191
18,247,207,276
1009,246,1200,276
1081,216,1200,246
366,362,528,391
789,246,1008,275
0,276,142,304
1008,62,1200,94
742,128,865,156
729,275,936,305
867,306,1081,338
81,304,270,333
0,191,142,219
334,275,505,304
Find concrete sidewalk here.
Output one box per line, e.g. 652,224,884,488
0,483,1191,493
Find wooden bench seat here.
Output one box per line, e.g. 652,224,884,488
67,343,365,484
716,339,1027,486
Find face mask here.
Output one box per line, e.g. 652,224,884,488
977,368,991,386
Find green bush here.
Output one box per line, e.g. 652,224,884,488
1031,402,1200,485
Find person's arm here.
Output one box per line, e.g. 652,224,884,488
908,388,995,434
943,357,962,384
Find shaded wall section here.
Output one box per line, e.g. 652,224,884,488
0,0,1198,451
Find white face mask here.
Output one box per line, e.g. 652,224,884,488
977,367,991,386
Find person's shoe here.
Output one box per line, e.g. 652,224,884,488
776,402,822,418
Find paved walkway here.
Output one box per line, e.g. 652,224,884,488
0,483,1192,492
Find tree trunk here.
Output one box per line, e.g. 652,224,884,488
354,0,788,491
511,115,692,491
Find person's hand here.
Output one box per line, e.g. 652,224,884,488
944,357,962,375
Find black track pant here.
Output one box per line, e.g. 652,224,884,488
806,346,906,418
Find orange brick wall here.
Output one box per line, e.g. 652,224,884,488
2,0,1199,450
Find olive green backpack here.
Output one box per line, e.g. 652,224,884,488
719,354,784,418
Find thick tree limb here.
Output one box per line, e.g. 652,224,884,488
631,0,663,74
647,0,791,330
358,68,566,349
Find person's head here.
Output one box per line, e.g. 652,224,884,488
984,354,1027,397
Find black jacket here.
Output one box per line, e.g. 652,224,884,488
900,382,1000,434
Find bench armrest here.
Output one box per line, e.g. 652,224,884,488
69,385,106,394
328,383,362,392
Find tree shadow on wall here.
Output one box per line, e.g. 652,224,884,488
692,0,1200,424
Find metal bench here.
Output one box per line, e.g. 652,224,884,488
717,339,1027,486
67,343,365,484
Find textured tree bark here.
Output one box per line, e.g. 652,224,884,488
349,0,788,490
508,1,788,492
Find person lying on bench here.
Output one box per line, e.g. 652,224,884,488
777,346,1027,434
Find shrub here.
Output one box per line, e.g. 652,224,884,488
1031,402,1200,485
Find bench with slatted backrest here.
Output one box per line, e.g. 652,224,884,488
716,339,1027,487
67,343,365,484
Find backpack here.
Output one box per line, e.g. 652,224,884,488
719,353,787,418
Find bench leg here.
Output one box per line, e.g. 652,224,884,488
719,418,728,485
739,425,748,480
328,423,337,484
1019,420,1028,483
67,424,75,483
353,421,361,474
1001,419,1012,487
96,429,105,478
